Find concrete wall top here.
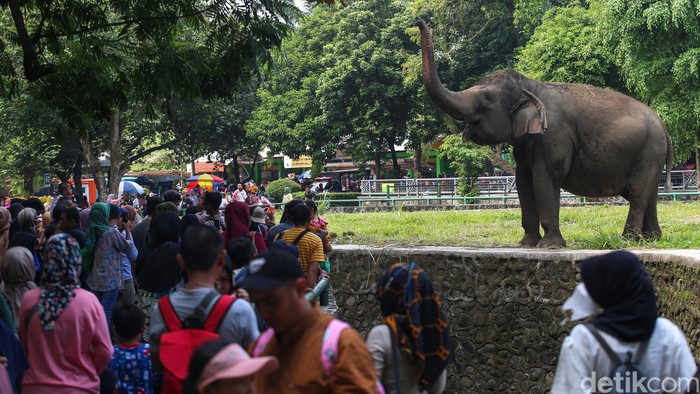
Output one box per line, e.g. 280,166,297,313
333,244,700,269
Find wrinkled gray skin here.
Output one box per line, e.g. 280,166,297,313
416,19,672,248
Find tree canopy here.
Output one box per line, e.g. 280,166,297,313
1,0,699,196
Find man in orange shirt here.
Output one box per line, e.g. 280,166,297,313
240,246,380,394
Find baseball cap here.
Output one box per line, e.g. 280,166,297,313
197,343,278,393
237,246,304,290
251,206,266,224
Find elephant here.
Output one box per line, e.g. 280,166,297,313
415,19,672,248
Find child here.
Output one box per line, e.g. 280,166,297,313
184,340,278,394
110,303,154,394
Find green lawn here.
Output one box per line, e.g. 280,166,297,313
324,202,700,249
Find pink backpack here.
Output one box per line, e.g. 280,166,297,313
253,319,385,393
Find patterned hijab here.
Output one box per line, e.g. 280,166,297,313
0,207,11,263
375,263,453,391
38,233,82,331
1,247,38,325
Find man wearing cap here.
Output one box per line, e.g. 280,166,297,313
239,245,380,393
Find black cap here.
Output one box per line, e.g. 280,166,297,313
237,246,304,290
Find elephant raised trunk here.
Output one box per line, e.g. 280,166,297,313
415,19,472,121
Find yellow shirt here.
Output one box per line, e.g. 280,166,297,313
278,227,326,272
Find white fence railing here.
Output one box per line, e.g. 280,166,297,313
359,170,698,197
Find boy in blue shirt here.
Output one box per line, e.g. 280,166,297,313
110,302,154,394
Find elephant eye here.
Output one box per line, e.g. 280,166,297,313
482,93,493,103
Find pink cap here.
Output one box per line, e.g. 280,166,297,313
197,343,279,393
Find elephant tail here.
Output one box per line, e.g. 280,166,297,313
665,129,673,192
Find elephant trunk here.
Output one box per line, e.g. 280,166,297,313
415,19,471,120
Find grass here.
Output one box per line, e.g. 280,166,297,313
323,201,700,250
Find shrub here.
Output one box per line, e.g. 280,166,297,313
266,179,302,202
292,192,361,207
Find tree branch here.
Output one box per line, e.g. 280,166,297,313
127,139,177,163
35,7,212,40
7,0,54,81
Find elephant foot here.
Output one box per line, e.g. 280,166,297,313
519,233,542,247
624,229,661,242
642,231,661,242
537,235,566,249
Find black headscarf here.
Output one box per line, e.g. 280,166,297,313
135,211,182,293
7,204,22,220
180,214,199,235
581,250,658,342
375,263,453,391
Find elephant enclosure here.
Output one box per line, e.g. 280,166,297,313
330,246,700,394
325,201,700,250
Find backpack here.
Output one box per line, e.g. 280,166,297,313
158,291,236,394
274,229,309,259
253,319,385,394
584,323,651,394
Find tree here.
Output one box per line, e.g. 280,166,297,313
316,0,421,177
439,134,491,195
247,5,343,168
601,0,700,166
517,3,622,88
1,0,304,198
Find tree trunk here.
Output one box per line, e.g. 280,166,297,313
82,138,107,202
696,142,699,192
374,151,381,179
413,145,422,177
232,156,241,185
73,153,85,208
107,107,123,197
23,168,35,197
389,144,400,178
491,145,515,176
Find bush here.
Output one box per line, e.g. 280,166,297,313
291,192,361,207
266,179,302,202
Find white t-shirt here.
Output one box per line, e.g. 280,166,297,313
149,288,260,352
552,318,697,394
235,190,247,202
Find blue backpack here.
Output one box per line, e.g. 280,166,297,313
584,323,651,394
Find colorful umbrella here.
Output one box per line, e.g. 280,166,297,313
118,181,144,195
186,174,225,192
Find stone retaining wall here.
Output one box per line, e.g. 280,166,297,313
329,246,700,394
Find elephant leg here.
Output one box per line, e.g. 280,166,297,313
622,186,657,241
516,166,542,247
642,194,661,240
531,166,566,248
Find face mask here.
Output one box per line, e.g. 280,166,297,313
560,282,599,326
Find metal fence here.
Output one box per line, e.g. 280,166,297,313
359,170,698,197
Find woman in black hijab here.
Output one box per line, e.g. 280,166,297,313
552,250,696,393
133,211,183,340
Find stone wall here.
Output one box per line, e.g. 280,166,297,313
329,246,700,394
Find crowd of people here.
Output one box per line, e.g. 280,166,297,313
0,180,697,393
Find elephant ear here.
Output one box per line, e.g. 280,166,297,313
511,89,548,139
